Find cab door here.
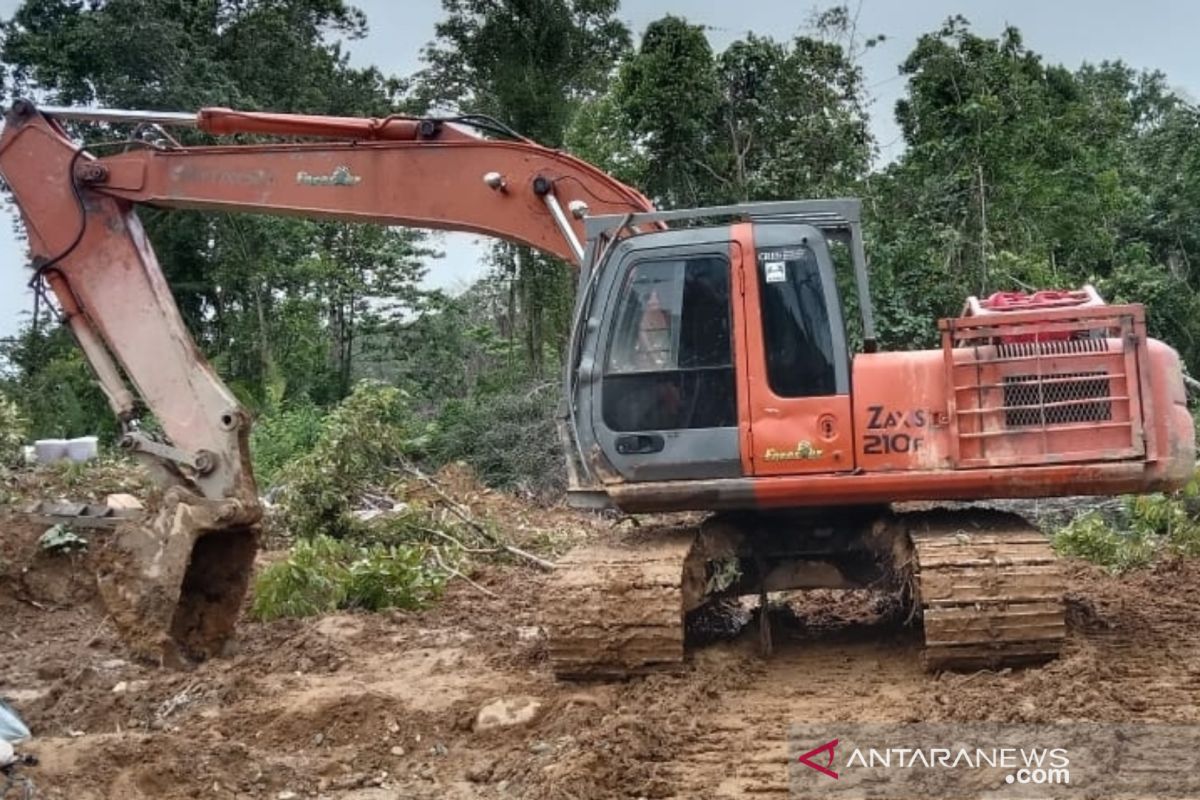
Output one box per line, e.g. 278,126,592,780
587,228,743,482
736,222,855,476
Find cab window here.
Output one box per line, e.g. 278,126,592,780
603,255,736,432
757,245,837,397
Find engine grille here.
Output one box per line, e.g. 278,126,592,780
995,337,1109,358
1002,371,1112,427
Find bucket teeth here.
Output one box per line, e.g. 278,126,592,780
908,510,1065,671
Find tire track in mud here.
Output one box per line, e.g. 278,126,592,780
659,627,925,797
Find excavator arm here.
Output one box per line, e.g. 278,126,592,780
0,99,654,663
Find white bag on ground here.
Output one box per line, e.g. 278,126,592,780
0,700,30,743
66,436,99,463
33,439,68,464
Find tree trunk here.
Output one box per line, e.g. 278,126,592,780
254,286,271,385
977,163,989,295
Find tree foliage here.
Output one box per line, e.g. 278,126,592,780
251,534,446,620
417,0,629,145
414,0,630,373
866,18,1200,360
0,389,27,468
275,380,411,539
2,0,430,413
0,321,116,440
569,13,873,207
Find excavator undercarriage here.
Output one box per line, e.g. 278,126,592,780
543,508,1064,677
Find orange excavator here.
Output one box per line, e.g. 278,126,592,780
0,100,1193,674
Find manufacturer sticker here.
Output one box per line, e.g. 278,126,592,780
758,247,808,261
296,166,362,186
763,440,824,462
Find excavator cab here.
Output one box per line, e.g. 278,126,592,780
563,201,873,507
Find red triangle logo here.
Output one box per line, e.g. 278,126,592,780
797,738,839,779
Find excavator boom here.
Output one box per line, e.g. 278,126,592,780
1,100,656,490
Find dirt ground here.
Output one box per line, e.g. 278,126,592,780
3,497,1200,800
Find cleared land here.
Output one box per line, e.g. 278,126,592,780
2,492,1199,799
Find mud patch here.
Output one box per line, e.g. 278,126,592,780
686,597,752,644
6,505,1200,799
0,512,98,608
778,587,903,633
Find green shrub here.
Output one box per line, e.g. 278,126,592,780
426,383,564,499
251,536,350,619
1128,492,1200,550
1053,512,1156,572
250,401,325,487
344,544,446,611
1054,470,1200,570
276,381,411,539
251,534,445,620
1129,478,1200,557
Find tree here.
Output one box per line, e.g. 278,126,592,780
570,11,874,209
714,30,872,201
417,0,629,146
869,17,1200,367
0,317,117,440
610,15,721,207
1,0,431,414
415,0,630,373
308,223,433,399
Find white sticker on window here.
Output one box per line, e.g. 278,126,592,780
764,261,787,283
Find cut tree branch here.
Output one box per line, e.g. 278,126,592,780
398,459,556,571
433,548,499,599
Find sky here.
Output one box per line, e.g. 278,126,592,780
1,0,1198,335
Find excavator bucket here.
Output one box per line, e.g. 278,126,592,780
94,489,258,666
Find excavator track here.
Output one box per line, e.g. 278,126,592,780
543,509,1065,678
543,527,703,679
907,510,1065,671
